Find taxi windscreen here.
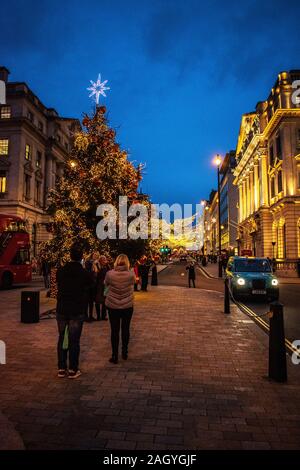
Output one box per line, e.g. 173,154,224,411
234,259,271,272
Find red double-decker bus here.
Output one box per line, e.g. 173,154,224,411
0,214,32,288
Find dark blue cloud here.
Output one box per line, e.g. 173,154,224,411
1,0,300,205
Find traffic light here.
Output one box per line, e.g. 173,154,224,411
160,246,172,255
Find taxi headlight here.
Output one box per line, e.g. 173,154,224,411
237,278,245,286
271,279,279,286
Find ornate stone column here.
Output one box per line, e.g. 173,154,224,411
254,159,259,211
238,184,243,222
258,147,269,207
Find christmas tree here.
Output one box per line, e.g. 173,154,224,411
41,105,150,265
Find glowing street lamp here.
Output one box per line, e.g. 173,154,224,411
213,154,223,278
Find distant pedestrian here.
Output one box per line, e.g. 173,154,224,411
151,261,158,286
186,262,196,288
138,257,150,291
133,261,140,291
105,254,135,364
41,259,50,289
56,244,94,379
85,252,100,321
221,254,228,274
95,255,110,321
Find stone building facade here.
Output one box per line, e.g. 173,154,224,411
0,66,80,256
219,151,238,253
233,70,300,276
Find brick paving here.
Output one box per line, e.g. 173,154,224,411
0,284,300,450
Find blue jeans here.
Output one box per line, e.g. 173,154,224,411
57,319,83,371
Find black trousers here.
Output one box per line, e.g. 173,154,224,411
57,319,83,371
141,276,148,291
108,307,133,357
87,287,96,319
189,278,196,288
95,302,107,320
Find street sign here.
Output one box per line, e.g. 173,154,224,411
241,249,252,256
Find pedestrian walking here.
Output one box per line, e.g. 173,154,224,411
56,244,94,379
95,255,110,321
186,262,196,288
41,258,50,289
105,254,135,364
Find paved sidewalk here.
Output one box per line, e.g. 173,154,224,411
199,263,224,279
0,285,300,450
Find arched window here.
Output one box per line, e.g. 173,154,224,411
277,218,286,259
272,221,278,258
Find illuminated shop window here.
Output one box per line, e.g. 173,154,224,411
25,144,31,160
0,139,9,155
0,106,11,118
0,171,6,193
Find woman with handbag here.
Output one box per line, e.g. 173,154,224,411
104,254,135,364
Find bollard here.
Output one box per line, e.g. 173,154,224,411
269,302,287,382
224,278,230,314
21,291,40,323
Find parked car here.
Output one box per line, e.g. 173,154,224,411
226,256,279,301
180,255,187,262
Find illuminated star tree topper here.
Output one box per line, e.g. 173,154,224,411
87,73,110,105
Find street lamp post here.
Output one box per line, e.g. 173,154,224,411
214,154,223,278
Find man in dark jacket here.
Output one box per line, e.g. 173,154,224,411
186,262,196,288
56,244,93,379
138,258,150,291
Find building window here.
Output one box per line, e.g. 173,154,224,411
270,177,275,198
297,130,300,148
36,151,42,168
64,141,68,150
277,170,283,193
35,180,41,204
277,219,286,259
269,144,275,166
276,134,282,160
38,121,44,133
0,171,7,193
56,134,61,143
24,174,31,199
25,144,31,160
0,139,9,156
27,110,34,122
0,106,11,119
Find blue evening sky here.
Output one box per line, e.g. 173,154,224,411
1,0,300,206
